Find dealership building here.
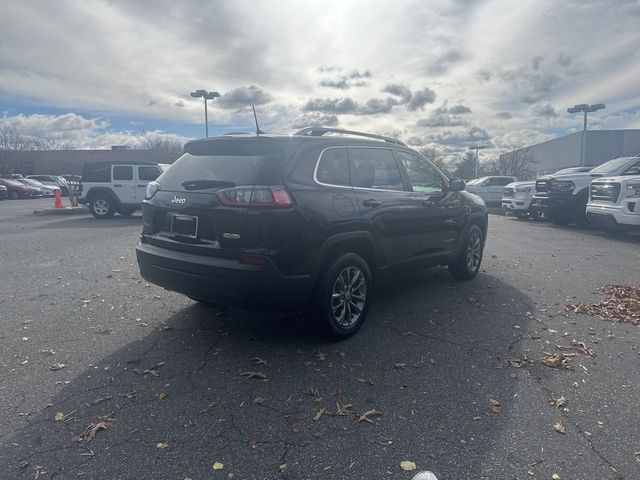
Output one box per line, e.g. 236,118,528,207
499,129,640,178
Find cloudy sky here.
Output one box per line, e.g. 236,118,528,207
1,0,640,162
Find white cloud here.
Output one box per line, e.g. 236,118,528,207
0,0,639,151
1,113,190,149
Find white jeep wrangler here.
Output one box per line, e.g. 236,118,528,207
586,175,640,232
79,161,163,219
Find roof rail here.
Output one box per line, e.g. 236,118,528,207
293,126,406,146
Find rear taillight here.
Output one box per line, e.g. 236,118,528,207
216,186,293,208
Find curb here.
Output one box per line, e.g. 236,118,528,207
33,206,89,216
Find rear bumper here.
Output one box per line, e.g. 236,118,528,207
136,242,314,310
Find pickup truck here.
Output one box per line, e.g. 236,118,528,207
586,175,640,232
531,156,640,226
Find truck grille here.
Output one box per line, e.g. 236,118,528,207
536,180,551,194
590,182,620,203
503,187,515,197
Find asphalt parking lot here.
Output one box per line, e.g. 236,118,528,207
1,198,639,480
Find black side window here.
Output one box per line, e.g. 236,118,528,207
395,151,445,194
138,166,161,181
623,161,640,176
82,165,110,182
350,148,405,191
113,166,133,181
316,148,349,186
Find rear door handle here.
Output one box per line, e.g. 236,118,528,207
113,184,122,187
137,184,147,187
362,199,382,208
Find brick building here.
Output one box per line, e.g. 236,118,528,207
0,146,179,176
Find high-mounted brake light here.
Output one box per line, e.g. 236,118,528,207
216,186,293,208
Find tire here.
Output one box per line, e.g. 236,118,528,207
313,253,372,340
516,211,529,219
88,194,116,219
448,224,484,281
573,193,591,228
10,191,20,200
118,207,137,216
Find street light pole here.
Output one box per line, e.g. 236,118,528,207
190,89,221,137
567,103,606,167
468,145,488,179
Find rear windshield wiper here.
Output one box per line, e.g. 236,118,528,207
181,179,235,190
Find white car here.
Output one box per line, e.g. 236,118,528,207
586,175,640,232
465,176,518,205
501,181,536,217
16,178,61,197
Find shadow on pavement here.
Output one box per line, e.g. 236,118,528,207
1,269,534,479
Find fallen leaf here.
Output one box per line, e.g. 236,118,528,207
313,408,326,421
553,422,566,434
119,256,126,261
306,387,321,398
357,409,382,424
508,358,524,368
400,460,416,471
566,285,640,325
279,463,288,471
240,371,267,380
33,466,47,479
251,357,269,365
527,468,534,476
336,402,353,416
489,399,502,413
551,395,568,408
54,412,65,422
541,353,570,368
552,474,561,480
80,417,114,443
315,351,327,361
158,392,168,400
472,416,482,421
557,341,594,356
253,397,265,405
156,442,169,449
356,377,374,385
212,462,224,471
394,363,408,369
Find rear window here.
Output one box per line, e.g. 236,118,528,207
159,152,286,190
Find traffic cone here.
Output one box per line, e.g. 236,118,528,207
53,189,64,209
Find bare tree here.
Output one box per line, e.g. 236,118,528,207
497,146,538,180
135,125,184,164
418,146,453,177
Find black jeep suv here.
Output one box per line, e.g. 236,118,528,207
136,127,488,338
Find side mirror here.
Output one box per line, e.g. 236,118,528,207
449,177,466,192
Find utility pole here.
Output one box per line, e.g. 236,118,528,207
190,90,221,137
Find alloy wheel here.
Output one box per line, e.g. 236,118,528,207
93,199,110,216
466,230,482,272
331,266,367,328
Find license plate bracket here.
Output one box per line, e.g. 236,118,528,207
170,214,198,238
